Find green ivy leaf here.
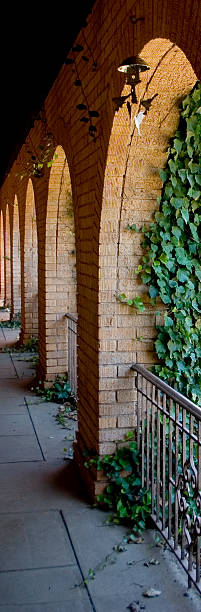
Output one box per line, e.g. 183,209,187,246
133,297,145,312
164,316,173,327
159,168,168,182
155,339,166,356
189,223,199,242
192,299,201,312
175,248,189,266
172,226,181,239
195,269,201,282
188,161,201,174
177,269,189,282
174,138,183,153
187,144,194,157
188,187,200,200
168,159,177,174
181,207,189,223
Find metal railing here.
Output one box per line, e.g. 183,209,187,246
132,363,201,594
65,313,78,397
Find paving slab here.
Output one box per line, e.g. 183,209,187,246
0,377,34,396
0,461,88,512
0,400,27,414
28,402,76,460
1,329,20,342
0,510,76,570
63,507,201,612
0,413,33,435
0,354,17,378
11,356,37,378
0,603,92,612
0,434,43,462
0,328,19,351
0,333,201,611
0,566,92,609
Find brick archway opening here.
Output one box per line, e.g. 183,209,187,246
5,206,11,309
0,210,5,305
22,179,38,343
98,39,197,452
45,145,77,383
11,196,21,319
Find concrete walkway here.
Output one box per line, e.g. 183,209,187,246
0,327,200,612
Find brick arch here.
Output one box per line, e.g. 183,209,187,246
0,210,5,304
11,196,21,317
45,144,77,382
22,179,38,342
97,40,197,451
74,2,201,476
5,205,11,308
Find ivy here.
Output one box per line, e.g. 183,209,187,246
35,375,76,407
85,435,151,535
129,82,201,404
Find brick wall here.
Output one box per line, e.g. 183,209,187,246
98,40,197,455
11,196,21,317
5,207,11,308
22,179,38,341
0,0,200,495
44,145,77,382
0,211,4,301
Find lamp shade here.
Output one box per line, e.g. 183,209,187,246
118,55,150,73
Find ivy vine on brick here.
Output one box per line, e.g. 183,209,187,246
129,81,201,404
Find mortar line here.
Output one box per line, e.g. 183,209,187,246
60,509,97,612
24,396,46,461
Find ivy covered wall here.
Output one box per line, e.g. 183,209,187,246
136,82,201,404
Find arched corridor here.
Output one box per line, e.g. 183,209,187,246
0,0,200,512
0,210,4,305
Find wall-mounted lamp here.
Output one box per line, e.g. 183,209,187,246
118,55,150,82
113,54,158,135
113,55,150,108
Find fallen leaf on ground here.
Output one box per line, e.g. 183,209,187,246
127,560,137,566
113,544,127,552
134,536,144,544
126,534,144,544
127,601,140,612
144,558,160,567
143,588,161,597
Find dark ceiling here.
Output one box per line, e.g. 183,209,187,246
0,2,95,185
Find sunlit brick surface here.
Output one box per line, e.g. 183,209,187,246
0,0,200,494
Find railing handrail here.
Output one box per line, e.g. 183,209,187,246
65,312,78,323
131,363,201,421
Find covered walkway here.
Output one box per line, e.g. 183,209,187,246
0,328,200,611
